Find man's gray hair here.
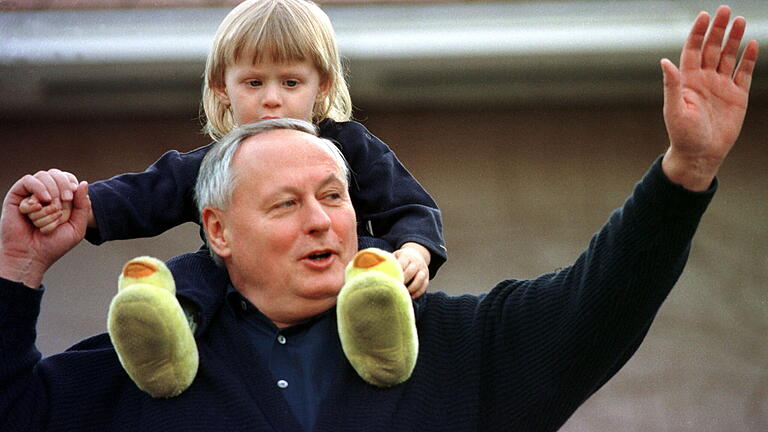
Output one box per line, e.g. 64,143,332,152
195,118,350,265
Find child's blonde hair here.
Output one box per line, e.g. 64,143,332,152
202,0,352,140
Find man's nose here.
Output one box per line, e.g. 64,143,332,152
303,199,332,234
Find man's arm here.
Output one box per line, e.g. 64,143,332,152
0,171,90,431
476,158,716,430
475,5,759,429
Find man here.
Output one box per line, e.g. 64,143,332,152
0,5,758,431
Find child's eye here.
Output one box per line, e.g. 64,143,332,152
247,80,262,87
284,79,299,88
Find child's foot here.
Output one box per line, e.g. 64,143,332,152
337,248,418,387
107,256,198,398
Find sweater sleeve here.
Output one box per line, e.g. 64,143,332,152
476,156,715,430
321,121,447,277
85,145,211,245
0,280,47,432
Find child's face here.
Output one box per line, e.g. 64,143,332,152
216,58,327,125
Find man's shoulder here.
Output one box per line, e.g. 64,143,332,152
66,333,114,352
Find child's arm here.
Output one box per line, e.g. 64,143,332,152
21,146,209,244
84,145,211,244
322,121,447,280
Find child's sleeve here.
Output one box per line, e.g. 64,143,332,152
85,145,211,245
325,121,447,277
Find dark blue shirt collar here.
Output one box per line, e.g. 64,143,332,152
225,284,343,432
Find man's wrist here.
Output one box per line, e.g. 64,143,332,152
661,147,720,192
0,254,44,289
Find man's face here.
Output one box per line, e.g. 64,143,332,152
214,129,357,326
217,58,326,124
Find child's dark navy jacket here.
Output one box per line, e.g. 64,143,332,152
84,119,447,276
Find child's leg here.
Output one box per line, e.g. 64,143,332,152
108,256,199,399
167,247,230,336
108,248,228,399
359,234,424,319
336,248,419,387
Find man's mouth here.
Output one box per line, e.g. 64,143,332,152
308,251,332,261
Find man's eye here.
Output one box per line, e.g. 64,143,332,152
272,199,296,210
248,80,262,87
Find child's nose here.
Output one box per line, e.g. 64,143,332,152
262,84,282,107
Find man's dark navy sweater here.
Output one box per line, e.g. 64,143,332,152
0,158,714,431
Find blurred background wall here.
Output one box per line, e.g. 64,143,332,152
1,1,767,430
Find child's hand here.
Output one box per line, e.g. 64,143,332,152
18,169,79,234
20,196,72,234
393,242,431,299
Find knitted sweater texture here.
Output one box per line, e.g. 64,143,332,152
0,158,714,431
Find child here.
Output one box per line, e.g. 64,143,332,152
22,0,446,398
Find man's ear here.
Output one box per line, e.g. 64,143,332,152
213,85,231,106
202,207,231,259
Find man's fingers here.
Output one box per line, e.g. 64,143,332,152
717,16,746,76
701,6,731,70
65,172,78,187
734,39,759,89
49,169,75,201
18,174,53,203
679,11,710,72
32,170,61,202
20,169,79,204
661,58,682,116
68,181,91,230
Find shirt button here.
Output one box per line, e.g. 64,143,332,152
277,335,287,345
240,301,247,311
277,380,288,389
